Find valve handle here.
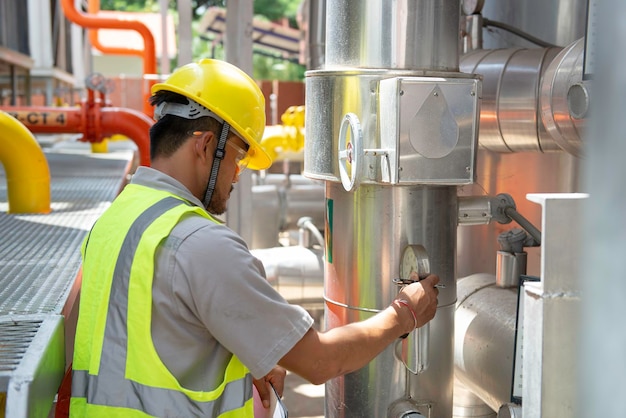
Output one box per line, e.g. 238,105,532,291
337,113,363,192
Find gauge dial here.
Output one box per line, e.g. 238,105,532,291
400,244,431,281
462,0,485,15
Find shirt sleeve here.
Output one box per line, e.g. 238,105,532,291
173,220,314,379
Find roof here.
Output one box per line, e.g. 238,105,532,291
92,11,177,59
198,7,301,61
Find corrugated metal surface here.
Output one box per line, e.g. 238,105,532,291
0,149,132,415
0,319,41,384
0,152,130,315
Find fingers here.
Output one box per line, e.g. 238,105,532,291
397,274,441,328
253,379,271,408
266,366,286,397
421,274,440,287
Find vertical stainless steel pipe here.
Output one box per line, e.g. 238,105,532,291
305,1,469,417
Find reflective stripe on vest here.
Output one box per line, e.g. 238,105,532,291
71,191,252,417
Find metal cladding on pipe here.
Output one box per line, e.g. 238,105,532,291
460,47,562,152
0,111,51,214
249,178,325,249
0,106,152,167
305,1,475,417
455,274,518,412
326,0,461,70
540,38,587,158
460,38,586,156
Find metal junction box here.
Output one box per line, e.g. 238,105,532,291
379,76,481,185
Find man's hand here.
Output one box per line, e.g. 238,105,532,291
253,365,287,408
398,274,440,328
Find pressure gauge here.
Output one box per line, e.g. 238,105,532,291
400,244,431,281
462,0,485,15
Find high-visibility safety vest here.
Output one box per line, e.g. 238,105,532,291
70,184,254,417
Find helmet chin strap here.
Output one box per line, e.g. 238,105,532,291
202,122,231,209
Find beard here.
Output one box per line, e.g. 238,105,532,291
206,185,234,215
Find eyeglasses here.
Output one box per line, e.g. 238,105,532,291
226,140,250,173
190,130,250,172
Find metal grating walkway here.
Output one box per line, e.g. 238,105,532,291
0,148,133,417
0,152,131,315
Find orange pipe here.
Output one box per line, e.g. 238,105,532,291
87,0,147,60
60,0,156,116
0,106,152,167
101,107,153,167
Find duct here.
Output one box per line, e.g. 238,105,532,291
460,37,586,156
454,274,517,412
60,0,157,116
460,47,562,152
0,111,51,214
0,106,152,167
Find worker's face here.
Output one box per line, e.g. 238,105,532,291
205,133,250,215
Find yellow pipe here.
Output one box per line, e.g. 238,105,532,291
260,106,306,161
0,111,51,214
91,139,109,154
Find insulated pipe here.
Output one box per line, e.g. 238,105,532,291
460,38,586,156
60,0,157,116
0,106,152,166
455,273,518,412
0,111,51,214
460,47,562,152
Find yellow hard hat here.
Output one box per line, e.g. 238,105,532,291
151,59,272,170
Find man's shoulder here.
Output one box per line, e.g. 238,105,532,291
173,214,244,247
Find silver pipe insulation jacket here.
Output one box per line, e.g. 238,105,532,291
497,404,523,418
460,38,586,156
453,379,497,418
455,274,518,412
250,175,325,250
325,0,461,71
250,245,324,305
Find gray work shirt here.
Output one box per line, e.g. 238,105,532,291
131,167,314,390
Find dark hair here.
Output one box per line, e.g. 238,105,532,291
149,91,221,159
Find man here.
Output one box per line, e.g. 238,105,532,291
70,59,439,417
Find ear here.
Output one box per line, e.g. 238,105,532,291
194,131,215,162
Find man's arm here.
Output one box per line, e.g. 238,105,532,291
278,274,439,385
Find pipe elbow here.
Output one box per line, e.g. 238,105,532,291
101,107,153,166
0,111,51,214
